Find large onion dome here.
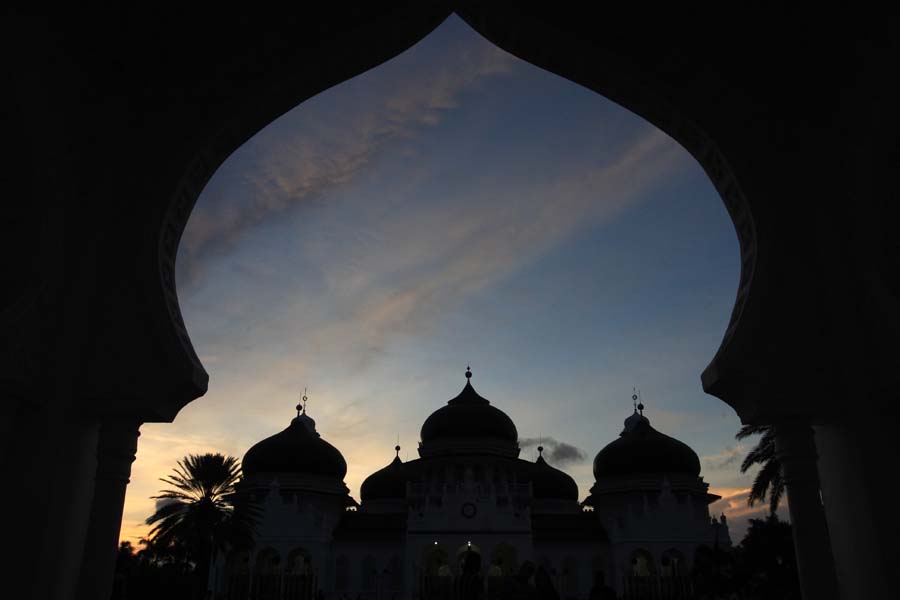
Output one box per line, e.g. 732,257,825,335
420,368,518,444
592,408,700,478
530,447,579,501
243,408,347,480
360,445,407,502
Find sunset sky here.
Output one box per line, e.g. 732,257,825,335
120,16,786,546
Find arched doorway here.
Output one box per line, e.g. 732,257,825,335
361,555,377,592
151,11,748,600
423,544,450,577
285,548,315,599
255,548,282,575
661,549,686,577
490,543,518,576
629,549,655,577
456,542,483,571
157,13,755,408
561,556,579,597
334,554,350,593
252,548,282,600
225,549,252,600
385,554,403,593
421,544,452,599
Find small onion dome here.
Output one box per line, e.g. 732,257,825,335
420,369,518,443
360,446,407,502
243,413,347,479
530,453,579,501
592,410,700,478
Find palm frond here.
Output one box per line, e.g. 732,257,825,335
735,423,791,515
768,468,785,514
747,456,782,507
144,452,258,567
740,429,776,473
735,424,771,440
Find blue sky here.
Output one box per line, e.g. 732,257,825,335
121,16,785,545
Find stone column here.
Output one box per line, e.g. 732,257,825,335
1,397,103,600
774,422,839,600
47,418,101,600
815,420,897,599
76,420,140,600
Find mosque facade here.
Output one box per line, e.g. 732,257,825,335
210,370,730,599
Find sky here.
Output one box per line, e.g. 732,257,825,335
120,16,787,546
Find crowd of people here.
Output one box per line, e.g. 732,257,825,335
420,548,618,600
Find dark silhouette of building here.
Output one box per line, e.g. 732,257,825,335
212,374,724,598
2,5,898,600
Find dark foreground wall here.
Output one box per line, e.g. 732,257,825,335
1,5,898,599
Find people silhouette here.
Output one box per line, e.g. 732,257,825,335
534,565,559,600
588,571,616,600
499,561,538,600
458,549,483,600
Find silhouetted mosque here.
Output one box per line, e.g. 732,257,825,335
210,369,729,599
8,7,899,600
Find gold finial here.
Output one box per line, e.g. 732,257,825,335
296,388,308,417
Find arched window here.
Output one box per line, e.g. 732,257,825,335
630,549,654,577
591,554,608,587
423,544,449,576
661,549,686,576
562,556,579,595
386,554,403,591
362,555,377,591
693,545,714,576
286,548,311,575
255,547,281,575
335,555,350,591
538,556,553,575
490,543,518,576
226,550,250,575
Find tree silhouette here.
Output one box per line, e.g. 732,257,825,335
145,453,259,595
736,424,784,515
737,515,800,599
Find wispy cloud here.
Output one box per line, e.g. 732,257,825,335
708,487,791,543
178,34,515,291
287,127,686,372
702,443,747,471
520,436,589,467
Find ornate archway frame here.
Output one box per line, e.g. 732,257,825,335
157,7,756,421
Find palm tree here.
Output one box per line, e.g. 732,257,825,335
145,453,259,594
736,424,784,515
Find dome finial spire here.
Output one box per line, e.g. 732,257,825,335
637,389,644,416
632,387,638,413
296,387,308,418
465,365,472,380
292,388,318,434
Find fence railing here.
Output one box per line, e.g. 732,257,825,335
622,575,692,600
419,574,515,600
226,573,318,600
